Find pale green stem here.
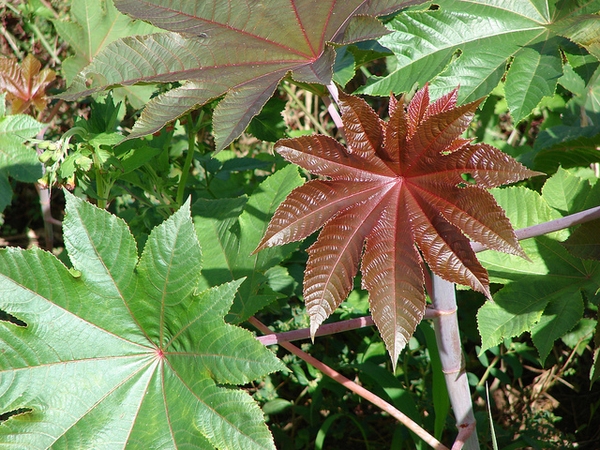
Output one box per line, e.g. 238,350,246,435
176,114,198,207
94,157,113,210
0,23,23,59
430,276,480,450
29,21,61,65
476,354,501,388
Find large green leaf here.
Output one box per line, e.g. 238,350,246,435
193,164,303,323
360,0,600,124
59,0,421,150
0,94,44,212
0,192,284,449
478,169,600,362
53,0,163,108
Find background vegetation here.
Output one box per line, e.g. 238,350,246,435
1,0,600,448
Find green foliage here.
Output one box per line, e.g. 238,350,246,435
193,164,304,323
0,192,284,449
531,124,600,174
478,168,600,362
359,0,600,124
2,0,600,447
0,93,44,212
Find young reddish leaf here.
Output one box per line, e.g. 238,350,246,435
256,85,544,367
362,188,425,364
0,54,55,115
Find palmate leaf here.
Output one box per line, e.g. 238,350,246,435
0,54,55,115
59,0,421,150
359,0,600,124
0,192,284,449
255,85,542,367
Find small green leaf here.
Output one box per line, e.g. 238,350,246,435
333,46,357,87
531,293,585,363
561,318,596,350
0,192,284,449
559,63,587,95
247,95,287,142
0,94,44,212
532,125,600,174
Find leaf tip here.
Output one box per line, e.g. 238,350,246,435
310,320,322,342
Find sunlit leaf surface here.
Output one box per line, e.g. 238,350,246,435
60,0,421,149
0,193,284,449
359,0,600,124
256,85,542,366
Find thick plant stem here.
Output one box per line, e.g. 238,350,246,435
249,316,450,450
324,82,345,131
472,204,600,252
35,184,60,249
430,275,479,450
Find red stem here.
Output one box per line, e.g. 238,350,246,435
255,307,443,345
248,316,450,450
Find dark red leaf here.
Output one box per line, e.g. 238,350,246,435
256,84,544,366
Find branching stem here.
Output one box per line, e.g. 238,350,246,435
471,204,600,253
249,316,450,450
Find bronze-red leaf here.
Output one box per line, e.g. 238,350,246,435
0,54,55,115
255,84,543,365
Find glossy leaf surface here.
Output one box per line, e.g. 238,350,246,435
60,0,420,149
256,85,541,365
360,0,600,124
0,193,284,449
